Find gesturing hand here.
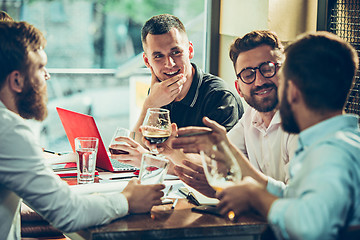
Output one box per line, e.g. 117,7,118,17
171,117,228,153
174,159,216,198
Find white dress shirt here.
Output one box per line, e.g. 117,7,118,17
227,107,298,183
0,101,129,240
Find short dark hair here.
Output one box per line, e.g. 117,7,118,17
0,11,13,21
141,14,186,44
283,31,359,112
229,30,284,69
0,21,46,89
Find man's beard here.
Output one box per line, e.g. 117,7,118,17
15,77,48,121
279,87,300,134
244,83,278,112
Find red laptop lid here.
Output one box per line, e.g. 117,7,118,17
56,107,114,171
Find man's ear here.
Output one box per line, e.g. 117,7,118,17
287,80,301,105
234,80,243,97
143,52,151,68
188,41,194,60
8,71,24,93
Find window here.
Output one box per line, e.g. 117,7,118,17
2,0,207,152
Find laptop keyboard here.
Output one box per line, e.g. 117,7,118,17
110,158,138,171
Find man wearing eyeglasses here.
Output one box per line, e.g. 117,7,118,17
225,30,298,183
173,31,297,198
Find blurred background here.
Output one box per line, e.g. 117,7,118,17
2,0,359,152
1,0,206,152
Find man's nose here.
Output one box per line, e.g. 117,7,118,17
253,69,267,86
44,68,51,81
165,56,175,67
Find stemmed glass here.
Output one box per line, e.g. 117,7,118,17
141,108,171,155
200,140,242,221
108,127,131,155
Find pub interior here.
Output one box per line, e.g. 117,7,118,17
1,0,360,240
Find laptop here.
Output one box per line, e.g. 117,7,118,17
56,107,137,172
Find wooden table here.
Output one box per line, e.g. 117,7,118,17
65,199,268,240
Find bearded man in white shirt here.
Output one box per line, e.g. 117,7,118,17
174,31,297,190
227,30,298,183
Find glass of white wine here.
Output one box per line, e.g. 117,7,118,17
141,108,171,155
200,140,242,221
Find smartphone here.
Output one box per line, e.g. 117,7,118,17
177,130,213,138
191,205,222,217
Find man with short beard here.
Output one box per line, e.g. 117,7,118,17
226,30,298,183
174,31,297,187
0,21,165,240
173,31,360,239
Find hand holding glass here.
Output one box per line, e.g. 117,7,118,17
200,140,242,220
141,108,171,154
109,127,131,155
138,153,169,185
75,137,99,184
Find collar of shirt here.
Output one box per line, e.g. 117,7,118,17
176,63,202,107
251,109,281,133
297,114,359,153
290,114,359,181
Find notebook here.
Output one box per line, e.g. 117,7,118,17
56,107,137,172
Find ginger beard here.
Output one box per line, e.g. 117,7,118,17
15,75,48,121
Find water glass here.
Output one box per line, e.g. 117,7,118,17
138,153,169,184
75,137,99,184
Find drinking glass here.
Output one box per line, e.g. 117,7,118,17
141,108,171,154
75,137,99,184
108,127,131,155
138,153,170,185
200,140,242,220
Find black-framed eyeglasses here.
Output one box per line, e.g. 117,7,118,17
236,61,281,84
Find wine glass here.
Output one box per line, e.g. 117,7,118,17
200,140,242,221
141,108,171,155
108,127,131,155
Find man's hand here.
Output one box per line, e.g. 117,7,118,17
144,67,186,108
172,117,269,189
216,177,277,218
171,117,228,153
122,179,165,214
174,159,216,198
110,136,148,168
140,123,187,175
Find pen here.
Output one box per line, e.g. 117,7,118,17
108,175,136,180
43,149,62,155
165,185,173,197
171,198,179,209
